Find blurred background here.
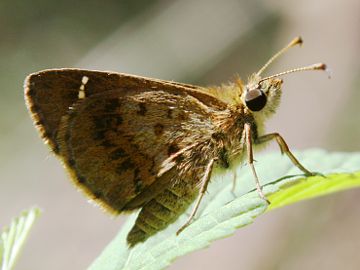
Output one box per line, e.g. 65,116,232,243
1,0,360,269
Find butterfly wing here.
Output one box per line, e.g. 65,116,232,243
24,69,217,153
25,69,227,214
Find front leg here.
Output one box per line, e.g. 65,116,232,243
244,123,270,203
255,132,314,176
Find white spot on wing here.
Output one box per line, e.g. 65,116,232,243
78,90,85,99
82,76,89,85
78,76,90,99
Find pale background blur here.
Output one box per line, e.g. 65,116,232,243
1,0,360,269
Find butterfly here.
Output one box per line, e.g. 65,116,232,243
24,37,326,247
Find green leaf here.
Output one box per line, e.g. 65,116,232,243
88,149,360,270
0,207,41,270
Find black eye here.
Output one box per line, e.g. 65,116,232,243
245,89,267,111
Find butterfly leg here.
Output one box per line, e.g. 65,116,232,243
244,123,270,203
255,132,314,176
176,158,216,235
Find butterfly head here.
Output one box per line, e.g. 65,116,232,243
240,37,327,118
243,75,283,117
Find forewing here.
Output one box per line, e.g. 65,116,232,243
24,69,212,154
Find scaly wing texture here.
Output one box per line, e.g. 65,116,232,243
24,69,219,153
58,89,225,213
25,69,228,214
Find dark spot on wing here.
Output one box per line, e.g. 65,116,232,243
137,103,147,116
167,109,173,119
115,115,123,125
154,123,164,136
93,116,110,130
92,130,106,140
116,158,135,174
109,147,127,160
92,115,122,134
100,140,116,148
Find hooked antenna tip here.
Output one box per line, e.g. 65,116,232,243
291,36,303,47
313,63,327,70
322,64,332,79
309,63,331,79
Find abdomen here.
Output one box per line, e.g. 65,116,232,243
127,181,197,246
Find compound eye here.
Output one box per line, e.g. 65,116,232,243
245,89,267,111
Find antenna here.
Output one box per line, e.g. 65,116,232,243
257,36,303,76
258,63,329,83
